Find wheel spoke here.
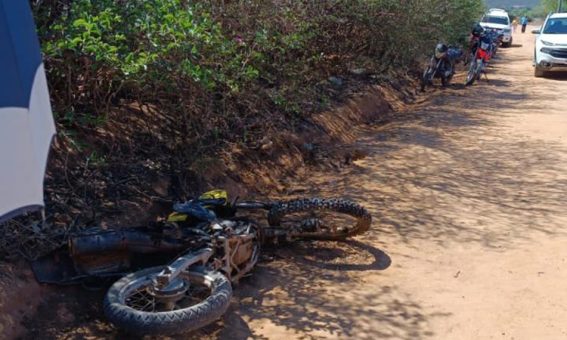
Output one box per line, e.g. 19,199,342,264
126,289,156,311
123,274,212,312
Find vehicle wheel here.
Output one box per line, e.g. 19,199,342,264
420,68,432,92
104,267,232,336
441,76,448,87
534,66,545,78
465,65,476,86
268,198,372,241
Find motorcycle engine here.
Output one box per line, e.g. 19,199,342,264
214,220,260,282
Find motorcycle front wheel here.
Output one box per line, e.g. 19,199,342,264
421,57,439,92
268,198,372,241
104,266,232,336
420,67,433,92
465,60,478,86
475,60,484,80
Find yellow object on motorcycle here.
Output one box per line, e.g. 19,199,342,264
167,211,189,222
199,189,228,205
166,190,229,222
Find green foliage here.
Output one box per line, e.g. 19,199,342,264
541,0,567,12
34,0,484,149
36,0,258,119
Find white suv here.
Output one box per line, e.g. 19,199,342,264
533,12,567,77
480,9,513,47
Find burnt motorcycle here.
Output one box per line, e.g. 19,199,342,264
31,190,371,335
420,43,463,91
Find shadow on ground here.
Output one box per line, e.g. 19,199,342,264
284,62,567,250
214,242,437,340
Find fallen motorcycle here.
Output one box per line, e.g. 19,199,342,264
420,43,463,91
31,190,371,335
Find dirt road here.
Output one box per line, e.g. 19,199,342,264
218,28,567,339
17,28,567,339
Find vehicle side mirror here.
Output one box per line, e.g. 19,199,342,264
531,29,541,34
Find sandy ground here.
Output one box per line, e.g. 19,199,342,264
12,27,567,339
220,27,567,340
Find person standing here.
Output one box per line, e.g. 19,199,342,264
521,16,528,33
512,18,519,33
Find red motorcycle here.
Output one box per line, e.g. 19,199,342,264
465,34,493,86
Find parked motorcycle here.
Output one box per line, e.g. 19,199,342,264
421,43,463,91
465,33,493,86
486,28,503,57
31,190,372,335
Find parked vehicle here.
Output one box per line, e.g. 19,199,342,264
480,9,513,47
486,28,504,56
420,43,463,91
31,190,372,335
532,12,567,77
465,33,493,86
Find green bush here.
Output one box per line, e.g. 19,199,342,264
36,0,262,116
33,0,484,144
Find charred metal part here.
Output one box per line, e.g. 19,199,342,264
150,277,189,310
69,229,185,257
0,217,66,260
216,221,259,282
153,248,213,289
69,228,190,277
73,249,131,276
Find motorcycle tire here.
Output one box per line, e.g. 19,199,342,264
476,60,484,81
268,198,372,241
104,266,232,336
420,68,432,92
465,61,478,86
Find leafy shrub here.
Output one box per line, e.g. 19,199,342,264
33,0,484,147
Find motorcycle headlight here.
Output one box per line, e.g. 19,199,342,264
435,51,446,59
541,40,554,46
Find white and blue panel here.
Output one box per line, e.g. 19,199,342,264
0,0,56,222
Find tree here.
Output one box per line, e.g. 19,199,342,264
541,0,567,12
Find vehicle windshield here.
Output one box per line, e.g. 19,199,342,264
481,16,509,25
543,18,567,34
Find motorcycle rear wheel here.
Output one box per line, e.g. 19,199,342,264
104,266,232,335
268,198,372,241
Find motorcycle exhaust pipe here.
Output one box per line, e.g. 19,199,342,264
69,229,185,256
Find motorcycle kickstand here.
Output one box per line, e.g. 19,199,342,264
482,70,489,82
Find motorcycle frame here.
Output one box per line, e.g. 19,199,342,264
153,247,214,289
154,220,260,289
